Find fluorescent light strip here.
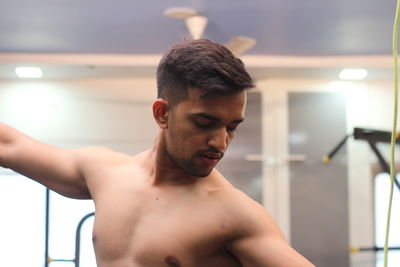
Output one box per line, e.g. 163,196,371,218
15,67,43,78
339,68,368,80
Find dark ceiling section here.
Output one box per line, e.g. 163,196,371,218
0,0,397,55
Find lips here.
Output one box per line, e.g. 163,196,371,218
201,152,222,160
200,156,219,167
198,151,223,167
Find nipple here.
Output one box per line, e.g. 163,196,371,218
165,255,181,267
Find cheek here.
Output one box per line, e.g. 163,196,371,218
180,129,205,148
167,116,210,151
173,128,207,153
167,125,198,151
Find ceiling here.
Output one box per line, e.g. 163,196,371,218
0,0,398,80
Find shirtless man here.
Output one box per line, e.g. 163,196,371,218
0,39,314,267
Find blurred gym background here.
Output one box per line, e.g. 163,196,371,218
1,1,400,266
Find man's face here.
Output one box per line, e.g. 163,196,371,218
164,89,246,177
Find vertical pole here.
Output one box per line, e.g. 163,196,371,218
44,188,50,267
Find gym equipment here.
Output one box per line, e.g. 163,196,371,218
44,188,94,267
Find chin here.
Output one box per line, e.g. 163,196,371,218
192,168,214,178
172,154,214,178
194,172,210,178
184,166,213,178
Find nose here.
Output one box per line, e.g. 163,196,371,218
207,128,229,152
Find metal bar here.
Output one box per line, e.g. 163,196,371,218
44,188,50,267
352,246,400,252
367,141,391,173
323,134,351,163
354,127,400,144
75,212,95,267
367,141,400,191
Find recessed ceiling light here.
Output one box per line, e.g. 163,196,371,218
339,68,367,80
15,67,43,78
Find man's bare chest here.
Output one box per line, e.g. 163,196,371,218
91,186,241,267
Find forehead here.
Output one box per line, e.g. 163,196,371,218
176,89,247,118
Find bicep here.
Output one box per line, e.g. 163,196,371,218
230,233,314,267
4,133,90,199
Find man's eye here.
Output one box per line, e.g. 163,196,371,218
227,123,239,132
194,120,212,128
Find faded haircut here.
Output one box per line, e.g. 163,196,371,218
156,39,254,105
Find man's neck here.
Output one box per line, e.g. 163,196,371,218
145,133,202,186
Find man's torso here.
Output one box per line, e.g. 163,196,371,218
87,152,243,267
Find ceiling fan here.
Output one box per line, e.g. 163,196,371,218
164,7,256,56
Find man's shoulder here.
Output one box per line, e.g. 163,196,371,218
76,147,146,194
207,185,274,234
76,146,135,162
207,186,286,255
74,146,140,173
211,188,314,267
207,172,264,214
211,187,266,214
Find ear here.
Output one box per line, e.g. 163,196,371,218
152,98,169,129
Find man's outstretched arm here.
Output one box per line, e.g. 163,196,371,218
0,122,91,199
225,190,315,267
230,229,315,267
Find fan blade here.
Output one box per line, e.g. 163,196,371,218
224,36,256,55
164,7,198,19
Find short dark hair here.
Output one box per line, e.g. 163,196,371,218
156,39,254,104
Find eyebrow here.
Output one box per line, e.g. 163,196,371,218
193,113,245,124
